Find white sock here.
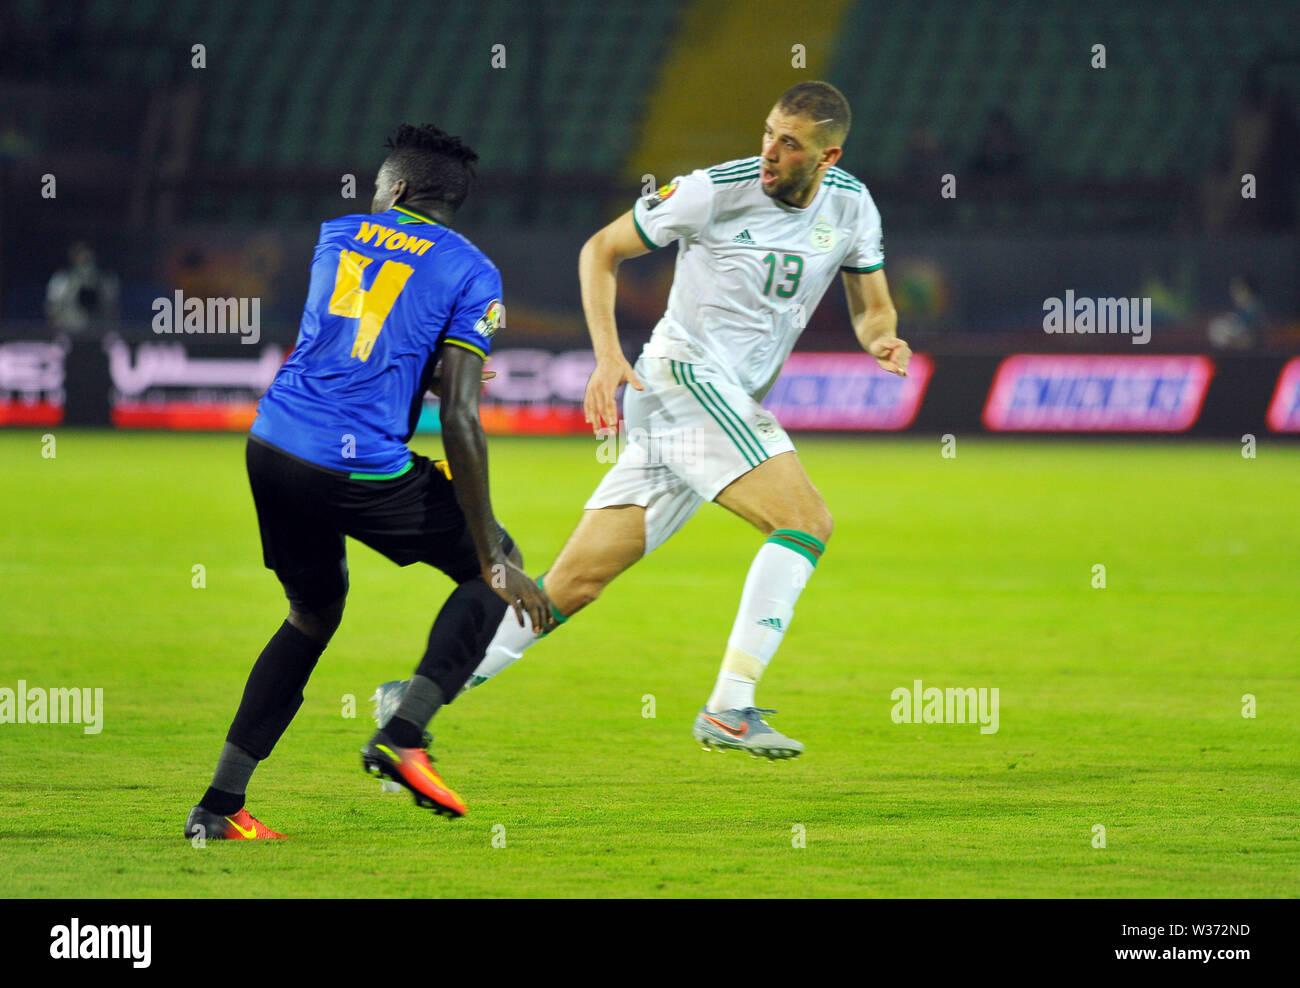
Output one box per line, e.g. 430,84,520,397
706,530,823,712
465,598,563,689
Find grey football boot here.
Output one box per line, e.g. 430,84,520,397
692,706,804,759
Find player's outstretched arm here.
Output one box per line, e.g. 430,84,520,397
437,344,555,631
844,268,909,377
578,210,650,432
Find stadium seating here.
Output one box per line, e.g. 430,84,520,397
4,0,1294,228
12,0,683,224
827,0,1299,180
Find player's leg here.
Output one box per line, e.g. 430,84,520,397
454,502,651,696
363,568,517,814
689,451,828,757
707,448,830,709
540,502,648,615
384,526,524,732
464,502,647,686
186,439,348,839
467,451,705,690
657,362,823,757
345,455,534,815
463,359,704,690
361,573,502,816
217,592,346,778
189,594,343,837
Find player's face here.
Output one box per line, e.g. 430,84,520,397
761,108,833,207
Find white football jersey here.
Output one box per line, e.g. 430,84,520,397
631,155,884,397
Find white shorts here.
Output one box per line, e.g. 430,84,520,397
585,356,795,552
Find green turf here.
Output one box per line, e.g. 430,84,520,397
1,430,1297,897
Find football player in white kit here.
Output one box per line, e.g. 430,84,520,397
466,81,908,758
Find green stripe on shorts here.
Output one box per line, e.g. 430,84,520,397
687,365,768,465
672,361,759,468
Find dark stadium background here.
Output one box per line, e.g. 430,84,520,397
1,0,1297,435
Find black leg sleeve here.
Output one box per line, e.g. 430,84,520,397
415,577,510,703
226,620,326,759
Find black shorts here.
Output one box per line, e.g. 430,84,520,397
246,436,514,611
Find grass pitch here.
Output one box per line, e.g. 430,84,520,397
1,430,1297,898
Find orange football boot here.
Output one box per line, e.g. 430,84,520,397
184,805,288,839
361,734,468,818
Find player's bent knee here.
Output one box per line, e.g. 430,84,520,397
811,508,834,545
289,596,345,643
770,507,832,545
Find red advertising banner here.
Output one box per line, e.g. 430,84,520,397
105,337,285,430
0,341,65,426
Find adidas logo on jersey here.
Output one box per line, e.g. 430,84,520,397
731,229,756,245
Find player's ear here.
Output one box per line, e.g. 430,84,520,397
820,145,843,169
391,178,408,205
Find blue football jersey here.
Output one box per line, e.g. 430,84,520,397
251,205,504,475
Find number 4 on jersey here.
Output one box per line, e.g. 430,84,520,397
329,250,414,361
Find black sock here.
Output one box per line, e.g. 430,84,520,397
384,718,422,748
415,578,510,704
385,676,445,747
199,785,245,816
226,620,327,760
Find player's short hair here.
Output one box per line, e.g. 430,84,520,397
776,81,851,147
381,124,479,212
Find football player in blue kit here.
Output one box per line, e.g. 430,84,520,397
184,124,555,838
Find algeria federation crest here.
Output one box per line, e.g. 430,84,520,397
642,179,679,211
753,415,781,442
810,218,837,253
474,299,505,339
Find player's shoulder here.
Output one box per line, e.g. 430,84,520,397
702,155,763,189
641,158,761,210
821,166,877,207
428,224,499,279
819,167,882,231
319,210,377,239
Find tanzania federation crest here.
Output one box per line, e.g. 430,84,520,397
474,300,504,339
810,218,837,252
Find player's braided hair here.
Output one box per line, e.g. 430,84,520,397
382,123,479,212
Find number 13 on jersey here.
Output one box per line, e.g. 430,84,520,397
328,250,414,361
762,252,803,298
